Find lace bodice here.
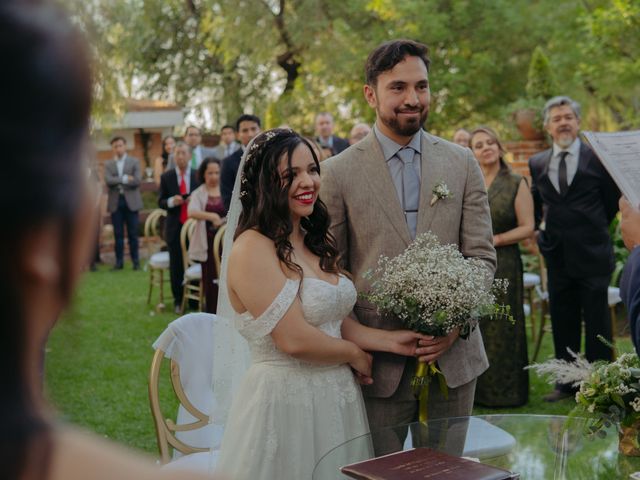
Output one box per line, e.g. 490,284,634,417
235,275,357,365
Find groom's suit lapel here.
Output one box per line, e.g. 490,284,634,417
416,131,445,236
357,133,412,246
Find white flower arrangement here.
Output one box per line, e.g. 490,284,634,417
430,181,453,206
528,349,640,438
363,232,508,338
362,232,510,421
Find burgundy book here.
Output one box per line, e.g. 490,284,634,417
340,447,519,480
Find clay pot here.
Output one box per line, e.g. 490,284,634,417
619,421,640,456
514,108,545,141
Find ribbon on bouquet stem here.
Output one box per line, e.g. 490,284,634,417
411,361,448,423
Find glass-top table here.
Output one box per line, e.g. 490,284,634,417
313,414,640,479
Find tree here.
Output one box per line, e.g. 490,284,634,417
74,0,638,134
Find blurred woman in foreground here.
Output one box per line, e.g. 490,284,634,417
0,2,213,479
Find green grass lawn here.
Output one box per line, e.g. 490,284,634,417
45,262,179,455
44,264,634,457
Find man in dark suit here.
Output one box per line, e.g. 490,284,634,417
619,197,640,356
104,136,143,270
220,114,261,210
529,96,620,401
158,141,200,313
315,112,349,155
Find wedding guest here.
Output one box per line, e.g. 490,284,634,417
0,2,211,479
220,114,262,210
214,125,240,161
153,135,176,186
167,126,217,170
159,142,200,313
315,112,349,155
619,197,640,355
104,136,143,270
349,123,371,145
470,126,533,407
188,157,227,314
88,158,103,271
452,128,471,147
529,96,619,402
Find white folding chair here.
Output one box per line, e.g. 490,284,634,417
149,313,221,470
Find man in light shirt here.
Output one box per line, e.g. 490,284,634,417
167,125,218,170
104,136,143,270
529,96,620,402
214,124,240,161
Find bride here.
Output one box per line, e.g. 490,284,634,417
213,129,422,479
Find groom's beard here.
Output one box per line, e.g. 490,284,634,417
379,105,429,138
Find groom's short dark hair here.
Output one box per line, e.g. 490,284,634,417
365,39,430,87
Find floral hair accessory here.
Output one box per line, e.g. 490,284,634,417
430,181,453,206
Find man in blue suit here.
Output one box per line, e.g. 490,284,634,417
620,197,640,355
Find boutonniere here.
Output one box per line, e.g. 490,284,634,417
430,181,453,206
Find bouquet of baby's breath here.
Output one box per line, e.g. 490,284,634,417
363,232,510,421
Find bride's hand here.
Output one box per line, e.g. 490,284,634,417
349,347,372,379
354,371,373,385
386,330,428,356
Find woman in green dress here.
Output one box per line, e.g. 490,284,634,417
470,126,534,407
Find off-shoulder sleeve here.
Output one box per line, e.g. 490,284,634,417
239,279,299,340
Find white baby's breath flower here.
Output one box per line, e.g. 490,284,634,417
430,182,453,207
363,232,507,336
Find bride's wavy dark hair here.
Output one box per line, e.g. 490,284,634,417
235,128,341,277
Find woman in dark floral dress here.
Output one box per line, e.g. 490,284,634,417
470,126,534,407
188,157,227,313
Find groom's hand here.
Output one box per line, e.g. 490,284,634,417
415,328,460,364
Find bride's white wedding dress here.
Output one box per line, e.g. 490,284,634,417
215,275,370,480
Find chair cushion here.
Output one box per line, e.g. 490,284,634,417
608,286,621,306
462,417,517,458
162,451,215,473
184,263,202,280
523,272,540,288
149,251,170,269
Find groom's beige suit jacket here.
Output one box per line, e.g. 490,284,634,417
321,130,496,399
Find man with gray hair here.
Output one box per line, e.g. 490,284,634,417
529,95,619,402
349,122,372,145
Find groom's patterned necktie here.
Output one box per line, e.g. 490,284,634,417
397,146,420,239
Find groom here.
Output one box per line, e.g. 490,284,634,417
322,39,496,450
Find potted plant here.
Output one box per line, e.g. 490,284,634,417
529,350,640,456
509,46,556,140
